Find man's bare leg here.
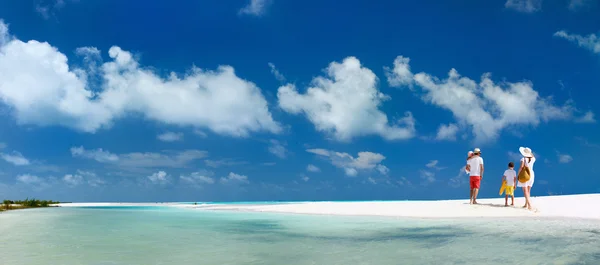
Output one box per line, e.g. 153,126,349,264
511,195,515,206
505,195,508,206
472,188,479,204
470,188,474,204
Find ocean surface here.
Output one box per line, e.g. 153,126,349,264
1,205,599,265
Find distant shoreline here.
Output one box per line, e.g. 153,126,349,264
51,193,600,221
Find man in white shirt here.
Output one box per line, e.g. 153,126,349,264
465,148,484,204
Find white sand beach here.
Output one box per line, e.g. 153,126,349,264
55,193,600,220
192,194,600,220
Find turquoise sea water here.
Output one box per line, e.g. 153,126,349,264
1,205,599,265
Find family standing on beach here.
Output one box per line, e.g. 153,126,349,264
465,147,537,211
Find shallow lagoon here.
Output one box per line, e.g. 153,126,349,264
1,205,599,265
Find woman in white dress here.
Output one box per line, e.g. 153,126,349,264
517,147,536,210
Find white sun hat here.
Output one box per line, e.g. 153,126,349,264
468,151,473,156
473,148,481,154
519,147,533,157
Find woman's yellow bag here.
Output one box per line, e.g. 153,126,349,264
518,165,531,183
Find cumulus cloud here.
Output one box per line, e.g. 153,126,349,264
0,21,281,137
71,146,207,170
238,0,272,17
63,174,84,186
16,174,52,190
180,171,215,186
306,164,320,172
16,174,44,185
386,55,591,143
278,56,416,142
0,151,30,166
268,139,287,159
157,132,184,142
554,30,600,54
70,146,119,163
220,172,249,184
505,0,542,13
147,171,170,185
306,148,389,177
63,170,105,187
435,123,459,141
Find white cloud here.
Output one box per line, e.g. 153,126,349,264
386,55,591,143
220,172,249,184
71,146,207,169
238,0,272,17
278,56,416,142
268,139,287,159
157,132,184,142
419,170,436,184
307,164,320,172
505,0,542,13
301,175,310,182
557,152,573,163
575,111,596,123
204,159,247,168
268,62,286,82
435,123,459,141
376,164,390,175
0,151,30,166
147,171,170,185
384,55,414,88
425,160,439,168
16,174,43,184
63,174,84,186
70,146,119,163
77,170,106,187
397,176,412,186
35,0,67,20
180,172,215,186
306,148,389,177
448,168,469,188
193,130,208,138
0,21,281,137
554,30,600,54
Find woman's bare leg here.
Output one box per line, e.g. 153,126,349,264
526,186,533,210
522,187,528,208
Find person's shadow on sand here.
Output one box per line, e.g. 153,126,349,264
461,202,512,208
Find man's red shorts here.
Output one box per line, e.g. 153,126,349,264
470,176,481,189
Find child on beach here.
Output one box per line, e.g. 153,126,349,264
502,162,517,206
464,151,474,174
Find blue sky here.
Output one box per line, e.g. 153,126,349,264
0,0,599,202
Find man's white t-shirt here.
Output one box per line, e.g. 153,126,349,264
467,156,484,177
503,169,516,186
